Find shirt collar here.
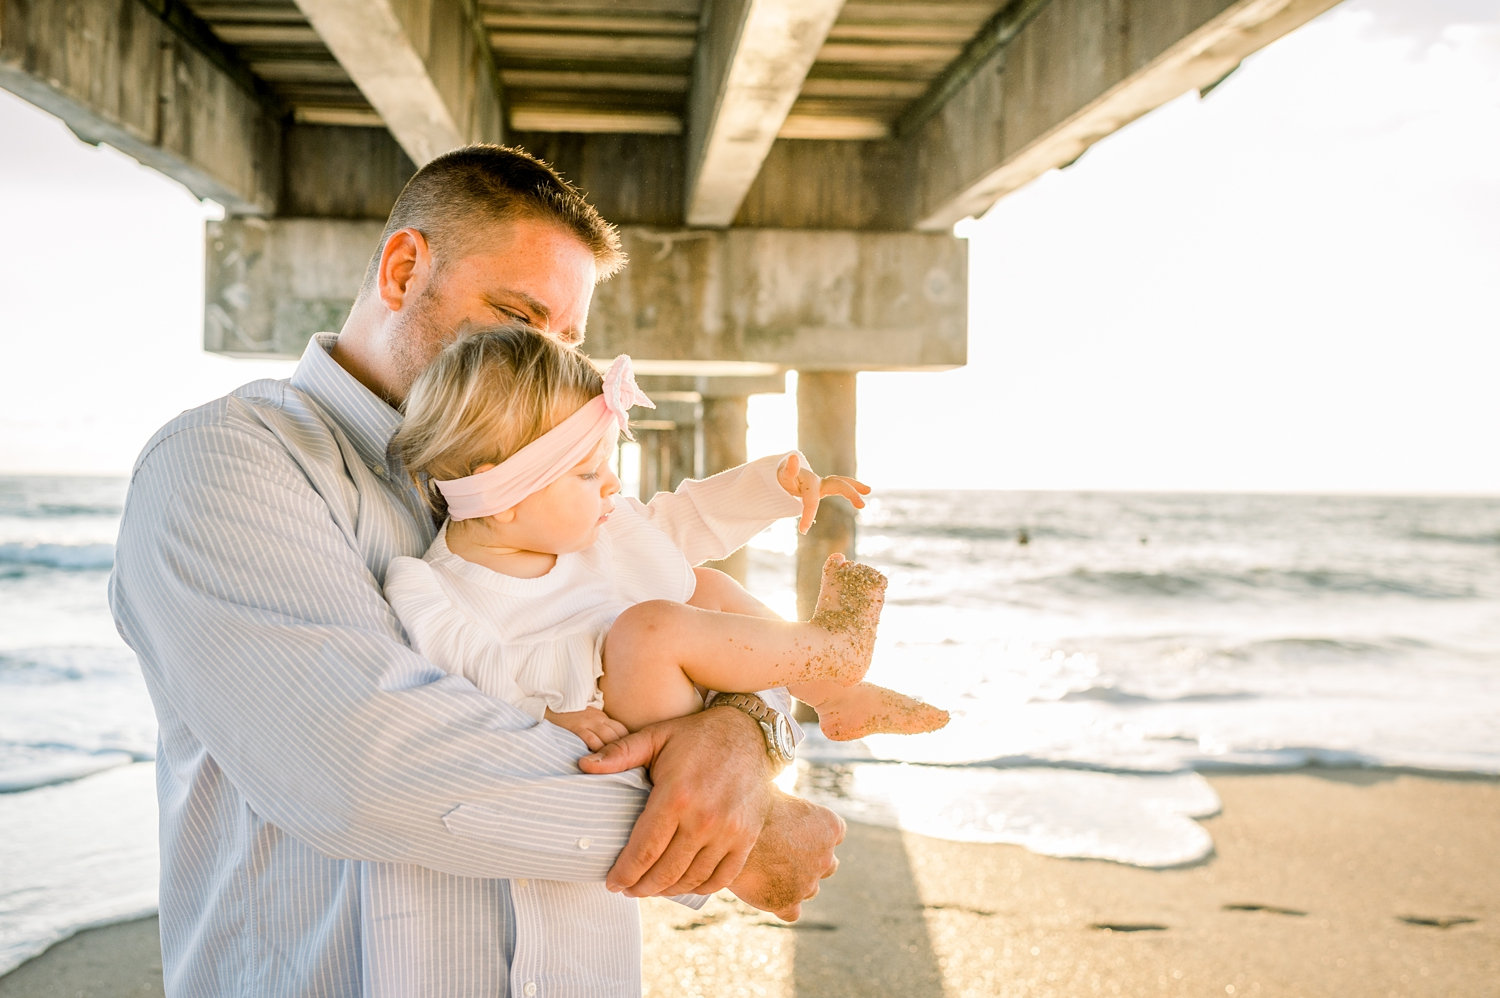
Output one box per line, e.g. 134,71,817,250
290,333,404,473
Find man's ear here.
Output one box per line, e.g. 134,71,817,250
377,228,431,313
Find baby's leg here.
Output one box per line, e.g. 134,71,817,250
789,679,950,741
598,555,887,731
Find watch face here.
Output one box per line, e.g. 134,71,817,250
769,714,796,761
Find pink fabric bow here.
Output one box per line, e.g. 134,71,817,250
435,355,654,521
602,354,655,441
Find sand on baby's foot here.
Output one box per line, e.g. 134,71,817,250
816,682,949,741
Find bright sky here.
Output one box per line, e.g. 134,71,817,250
1,0,1496,493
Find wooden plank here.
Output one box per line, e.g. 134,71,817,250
508,106,683,134
482,13,698,34
489,33,697,60
0,0,280,213
684,0,847,227
778,113,889,140
815,40,962,63
499,69,689,92
212,23,324,45
910,0,1346,229
481,0,698,15
294,0,505,164
800,77,926,99
249,58,352,83
292,105,384,126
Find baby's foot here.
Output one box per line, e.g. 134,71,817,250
807,553,887,685
815,682,950,741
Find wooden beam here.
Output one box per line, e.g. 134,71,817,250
0,0,281,214
910,0,1346,230
291,0,503,165
684,0,847,227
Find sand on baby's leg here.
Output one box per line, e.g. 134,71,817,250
598,554,884,731
601,561,946,739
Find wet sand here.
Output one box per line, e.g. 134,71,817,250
3,771,1495,997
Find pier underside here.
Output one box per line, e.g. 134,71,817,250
1,0,1342,601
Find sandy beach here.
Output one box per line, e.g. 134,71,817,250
2,771,1494,997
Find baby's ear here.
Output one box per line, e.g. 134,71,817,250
489,507,518,524
472,462,497,474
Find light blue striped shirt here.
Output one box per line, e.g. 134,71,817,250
109,334,777,997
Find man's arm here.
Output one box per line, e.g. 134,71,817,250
110,417,774,885
580,708,847,917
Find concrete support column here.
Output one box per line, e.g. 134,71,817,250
795,371,858,620
701,395,752,583
654,398,703,491
633,422,675,501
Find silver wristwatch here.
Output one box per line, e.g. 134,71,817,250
711,692,796,769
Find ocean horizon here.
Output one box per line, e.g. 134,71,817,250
1,472,1497,973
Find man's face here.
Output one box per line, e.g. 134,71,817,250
387,216,599,400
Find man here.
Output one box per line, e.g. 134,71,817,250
110,144,844,996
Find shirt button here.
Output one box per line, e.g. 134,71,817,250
524,983,537,996
577,837,591,850
372,464,386,477
515,879,529,889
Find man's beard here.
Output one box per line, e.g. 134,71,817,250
385,284,457,406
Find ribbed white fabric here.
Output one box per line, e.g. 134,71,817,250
385,454,802,718
108,334,801,998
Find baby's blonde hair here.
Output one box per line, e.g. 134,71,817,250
394,323,604,517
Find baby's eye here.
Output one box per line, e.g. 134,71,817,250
579,473,599,481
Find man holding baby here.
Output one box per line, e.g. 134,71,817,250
109,144,844,997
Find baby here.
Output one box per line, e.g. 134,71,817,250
385,324,949,751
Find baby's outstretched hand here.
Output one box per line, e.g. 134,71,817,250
546,706,630,751
777,452,871,534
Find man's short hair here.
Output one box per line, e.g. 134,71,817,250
361,144,626,291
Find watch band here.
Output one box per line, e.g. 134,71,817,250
711,692,795,767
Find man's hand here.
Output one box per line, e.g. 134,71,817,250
727,789,845,921
776,452,871,534
578,707,779,898
545,706,629,752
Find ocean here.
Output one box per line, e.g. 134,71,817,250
1,474,1497,974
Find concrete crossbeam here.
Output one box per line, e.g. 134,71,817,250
589,227,967,372
292,0,504,166
205,220,968,375
205,217,386,357
684,0,846,227
911,0,1345,230
0,0,281,214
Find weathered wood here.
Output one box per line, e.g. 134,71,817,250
509,107,682,134
293,0,504,165
0,0,281,214
684,0,847,227
911,0,1346,229
587,228,968,372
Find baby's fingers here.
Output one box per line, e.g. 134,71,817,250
821,476,871,507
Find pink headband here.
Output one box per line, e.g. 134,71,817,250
436,355,655,520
